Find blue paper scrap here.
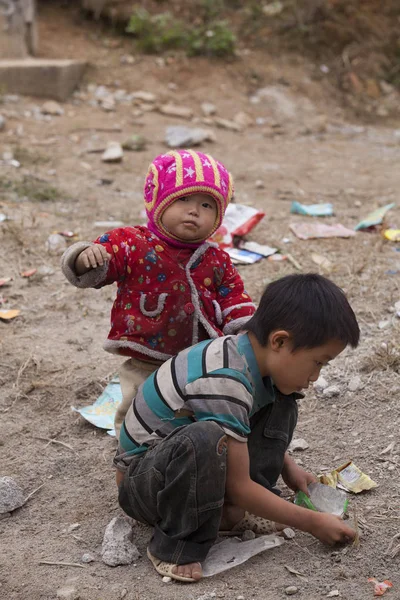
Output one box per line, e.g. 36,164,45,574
290,201,334,217
72,376,122,437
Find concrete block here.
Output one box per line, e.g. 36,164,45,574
0,59,87,101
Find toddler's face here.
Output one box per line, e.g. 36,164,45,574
161,194,217,242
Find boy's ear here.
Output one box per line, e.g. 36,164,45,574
269,330,291,352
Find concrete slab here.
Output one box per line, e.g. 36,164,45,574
0,59,87,101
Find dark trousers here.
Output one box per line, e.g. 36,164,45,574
118,393,298,564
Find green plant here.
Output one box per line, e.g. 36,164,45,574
186,21,236,57
126,8,185,53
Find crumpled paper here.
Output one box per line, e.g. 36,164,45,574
72,376,122,437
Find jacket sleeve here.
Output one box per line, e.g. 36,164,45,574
215,250,256,335
60,227,134,289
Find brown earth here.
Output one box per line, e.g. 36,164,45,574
0,3,400,600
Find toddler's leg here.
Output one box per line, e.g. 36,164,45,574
118,421,227,566
114,358,158,439
247,392,298,491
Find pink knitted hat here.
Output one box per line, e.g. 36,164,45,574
144,149,234,248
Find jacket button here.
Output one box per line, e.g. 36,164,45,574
184,302,195,315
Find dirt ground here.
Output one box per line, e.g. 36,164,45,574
1,5,400,600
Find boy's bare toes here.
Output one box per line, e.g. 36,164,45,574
173,562,203,581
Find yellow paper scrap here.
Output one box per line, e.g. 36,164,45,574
335,461,377,494
384,229,400,242
0,309,20,320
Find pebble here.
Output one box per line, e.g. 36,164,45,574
285,586,299,595
81,552,95,563
56,586,79,600
101,516,140,566
45,233,67,256
314,376,329,393
165,125,216,148
323,385,340,398
120,589,128,599
214,117,241,132
289,438,309,452
122,134,147,151
237,596,245,600
282,527,296,540
0,115,5,131
255,179,265,189
68,523,81,533
159,103,193,119
242,529,256,541
348,375,361,392
234,111,252,129
327,591,340,598
201,102,217,116
41,100,64,116
101,96,116,112
0,477,25,514
378,320,390,329
102,142,123,163
162,576,172,583
132,90,156,103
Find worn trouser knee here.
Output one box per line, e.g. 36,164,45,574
119,421,227,564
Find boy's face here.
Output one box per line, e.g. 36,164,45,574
264,334,346,396
161,193,217,242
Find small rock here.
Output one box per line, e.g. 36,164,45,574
120,54,135,65
81,552,95,563
289,438,309,452
68,522,81,533
56,586,79,600
234,111,252,129
101,96,116,112
45,233,67,256
237,596,245,600
285,586,299,596
102,142,123,163
327,591,340,598
165,125,215,148
201,102,217,116
255,179,265,189
159,103,193,119
101,516,140,567
162,576,172,583
282,527,296,540
314,376,329,393
323,385,340,398
214,117,241,132
132,90,156,103
41,100,64,116
378,319,390,329
122,134,147,152
242,529,256,541
347,375,361,392
394,300,400,317
0,115,6,131
0,477,25,514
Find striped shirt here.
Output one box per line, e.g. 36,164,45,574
114,333,275,471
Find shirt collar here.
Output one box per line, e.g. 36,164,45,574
237,333,275,411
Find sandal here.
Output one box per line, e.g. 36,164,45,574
147,547,201,583
219,511,278,536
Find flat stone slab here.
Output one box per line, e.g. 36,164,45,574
0,59,87,101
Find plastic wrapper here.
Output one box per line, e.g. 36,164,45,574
355,203,396,231
210,203,265,248
294,482,348,517
334,461,377,493
290,222,356,240
290,201,333,217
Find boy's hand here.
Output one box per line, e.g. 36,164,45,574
75,244,111,275
310,512,355,546
282,454,317,495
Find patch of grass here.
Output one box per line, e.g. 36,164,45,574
12,145,50,166
0,175,64,202
126,6,236,57
362,342,400,374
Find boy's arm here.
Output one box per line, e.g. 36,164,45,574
226,437,355,546
215,251,256,334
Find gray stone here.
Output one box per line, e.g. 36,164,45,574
101,516,140,567
81,552,95,563
234,111,252,129
159,103,193,119
289,438,309,452
285,586,299,596
132,90,156,103
101,96,116,112
0,115,6,131
45,233,67,255
282,527,296,540
348,375,361,392
314,376,329,393
201,102,217,116
122,134,147,152
323,385,340,398
41,100,64,116
102,142,123,163
165,126,215,148
0,59,87,101
214,117,241,132
241,529,256,541
0,477,25,514
56,586,79,600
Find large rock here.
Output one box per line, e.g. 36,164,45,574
165,125,216,148
101,516,140,567
0,476,25,514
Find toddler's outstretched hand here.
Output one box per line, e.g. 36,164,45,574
75,244,111,275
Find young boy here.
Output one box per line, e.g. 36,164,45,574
114,273,360,582
61,150,255,437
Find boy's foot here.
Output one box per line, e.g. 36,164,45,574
147,548,202,582
220,507,286,536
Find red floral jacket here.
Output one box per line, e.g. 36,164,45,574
61,226,256,362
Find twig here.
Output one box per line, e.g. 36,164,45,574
385,532,400,556
23,482,45,505
39,561,85,568
69,126,122,133
286,253,302,271
36,437,75,451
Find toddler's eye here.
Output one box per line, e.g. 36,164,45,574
203,202,213,209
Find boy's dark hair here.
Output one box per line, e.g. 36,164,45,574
246,273,360,350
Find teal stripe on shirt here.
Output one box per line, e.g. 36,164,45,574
208,368,253,394
187,339,212,382
195,411,250,437
142,372,175,421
